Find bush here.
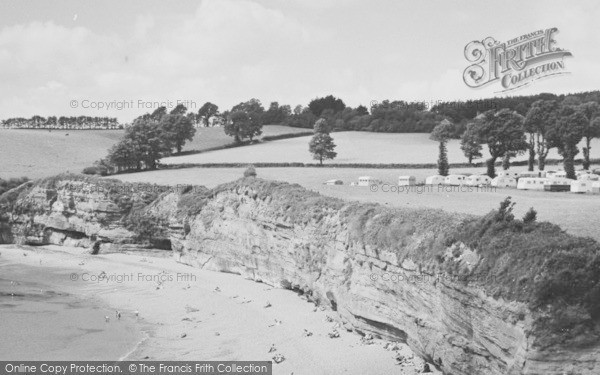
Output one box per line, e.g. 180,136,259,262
82,166,98,175
494,197,515,222
82,165,109,176
0,177,30,196
523,207,537,224
244,165,257,178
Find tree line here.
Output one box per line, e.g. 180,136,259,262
173,95,443,134
1,116,121,129
95,90,600,175
431,90,600,137
431,98,600,179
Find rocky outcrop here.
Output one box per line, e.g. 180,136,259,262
3,176,174,252
2,175,599,375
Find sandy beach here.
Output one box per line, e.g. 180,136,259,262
0,245,438,374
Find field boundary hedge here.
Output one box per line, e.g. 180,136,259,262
160,158,600,170
174,130,314,157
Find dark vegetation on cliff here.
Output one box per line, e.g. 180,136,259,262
2,174,599,349
449,198,600,349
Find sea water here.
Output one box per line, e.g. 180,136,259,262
0,260,142,360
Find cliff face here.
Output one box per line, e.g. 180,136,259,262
2,176,172,252
173,182,599,375
2,175,599,375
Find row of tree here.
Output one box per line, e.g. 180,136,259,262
432,100,600,179
192,95,442,134
431,90,600,138
431,91,600,124
283,96,441,133
1,116,121,129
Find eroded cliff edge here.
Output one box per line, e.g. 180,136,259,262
1,174,599,375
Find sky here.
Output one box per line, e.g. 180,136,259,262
0,0,599,122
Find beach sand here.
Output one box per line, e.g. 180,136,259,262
0,245,438,374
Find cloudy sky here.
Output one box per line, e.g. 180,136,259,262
0,0,598,121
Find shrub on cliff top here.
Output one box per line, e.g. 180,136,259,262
0,179,34,213
243,165,257,178
448,199,600,348
0,177,30,196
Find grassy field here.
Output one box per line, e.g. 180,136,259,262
111,166,600,241
162,131,600,166
180,125,311,153
0,125,309,179
0,129,124,179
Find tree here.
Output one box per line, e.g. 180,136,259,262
150,106,168,121
128,118,172,170
309,118,337,165
460,122,483,164
198,102,219,127
185,112,198,127
284,108,317,129
225,111,249,144
314,118,331,134
546,105,588,179
476,109,528,178
430,119,454,176
228,99,264,142
160,114,196,154
502,151,517,170
231,98,265,119
263,102,291,124
308,95,346,117
523,116,536,172
170,104,187,116
355,105,369,116
579,101,600,170
107,117,172,171
108,138,140,171
524,100,559,171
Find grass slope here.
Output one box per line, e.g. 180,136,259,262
0,125,308,179
162,131,600,166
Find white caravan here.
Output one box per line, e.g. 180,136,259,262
517,178,547,191
444,175,467,186
491,176,517,188
465,175,492,186
425,175,445,185
398,176,417,186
